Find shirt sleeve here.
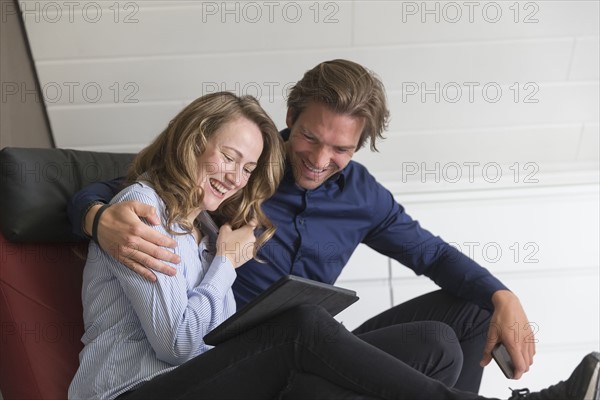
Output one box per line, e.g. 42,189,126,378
67,177,125,239
107,186,236,365
363,181,508,311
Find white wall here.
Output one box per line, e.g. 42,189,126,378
15,0,599,398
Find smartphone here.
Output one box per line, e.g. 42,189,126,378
197,211,219,249
492,343,515,379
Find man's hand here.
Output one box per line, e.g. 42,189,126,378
215,221,257,269
480,290,536,379
85,201,180,281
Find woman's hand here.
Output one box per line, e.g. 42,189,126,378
215,221,257,269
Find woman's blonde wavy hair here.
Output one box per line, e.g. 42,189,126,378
126,92,285,256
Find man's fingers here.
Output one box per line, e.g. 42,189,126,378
122,258,157,282
480,340,496,367
115,239,178,276
138,253,178,276
138,227,178,254
510,349,527,379
529,341,536,363
129,241,177,276
130,218,177,250
502,342,529,379
131,202,161,226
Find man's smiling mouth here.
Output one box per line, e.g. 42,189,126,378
302,159,327,174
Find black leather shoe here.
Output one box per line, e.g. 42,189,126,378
508,352,600,400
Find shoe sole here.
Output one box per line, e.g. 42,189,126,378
584,352,600,400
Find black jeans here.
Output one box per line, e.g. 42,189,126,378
281,290,492,398
352,290,492,393
119,303,489,400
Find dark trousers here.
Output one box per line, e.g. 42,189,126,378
119,302,489,400
353,290,492,393
282,290,492,398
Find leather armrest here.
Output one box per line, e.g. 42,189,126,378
0,147,134,242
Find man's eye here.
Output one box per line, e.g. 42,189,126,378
303,134,316,143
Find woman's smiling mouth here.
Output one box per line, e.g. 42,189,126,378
209,178,231,197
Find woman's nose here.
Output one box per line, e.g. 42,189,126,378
224,163,245,187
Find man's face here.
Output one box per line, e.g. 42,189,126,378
286,102,365,190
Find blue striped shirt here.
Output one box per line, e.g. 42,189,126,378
69,181,236,400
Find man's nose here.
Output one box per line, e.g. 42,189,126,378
312,146,331,169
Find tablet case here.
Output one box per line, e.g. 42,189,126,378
203,275,359,345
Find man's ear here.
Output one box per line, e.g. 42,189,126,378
285,108,294,129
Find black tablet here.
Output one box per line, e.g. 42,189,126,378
203,275,359,345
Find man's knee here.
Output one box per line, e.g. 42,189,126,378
402,321,464,386
416,321,461,355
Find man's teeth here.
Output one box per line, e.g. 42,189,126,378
210,179,228,195
303,160,325,173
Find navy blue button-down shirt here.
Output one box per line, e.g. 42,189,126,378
68,129,507,311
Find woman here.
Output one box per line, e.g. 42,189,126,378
69,92,599,400
69,92,285,399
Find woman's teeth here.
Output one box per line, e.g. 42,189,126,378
210,179,228,195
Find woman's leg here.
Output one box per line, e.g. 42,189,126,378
278,372,384,400
121,304,486,400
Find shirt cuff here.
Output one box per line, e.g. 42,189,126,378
202,255,237,297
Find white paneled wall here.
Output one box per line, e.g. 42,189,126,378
16,1,600,157
15,0,599,397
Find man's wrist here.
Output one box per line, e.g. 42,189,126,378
491,289,518,308
83,202,104,238
91,204,111,245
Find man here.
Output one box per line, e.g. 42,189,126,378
68,60,592,397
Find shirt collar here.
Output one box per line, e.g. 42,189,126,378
280,128,347,191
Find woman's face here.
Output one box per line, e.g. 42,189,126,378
196,116,264,211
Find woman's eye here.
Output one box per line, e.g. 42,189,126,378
223,153,234,162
